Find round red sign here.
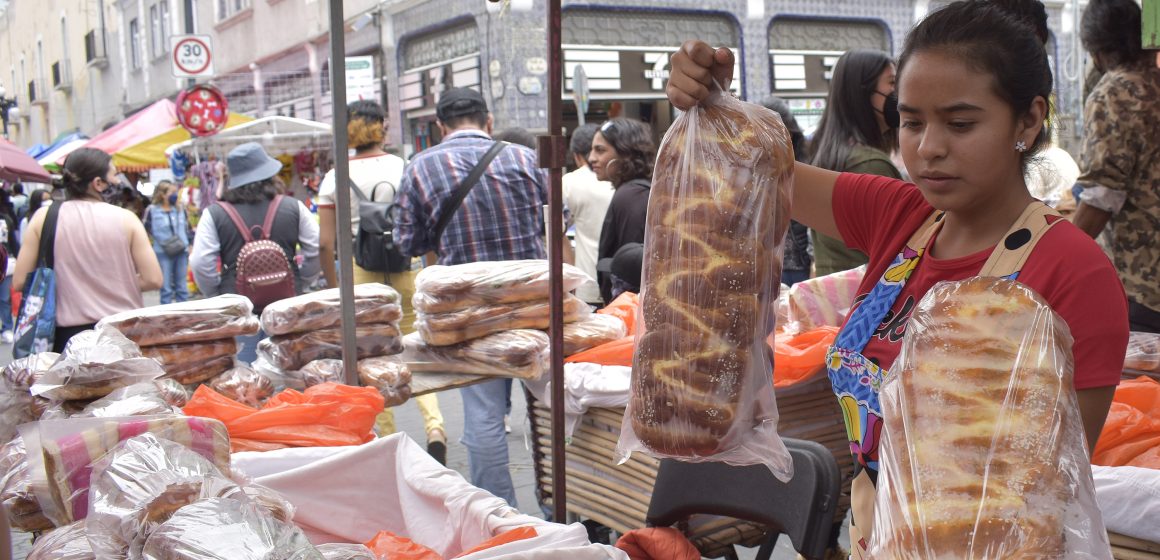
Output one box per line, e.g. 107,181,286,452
176,85,230,137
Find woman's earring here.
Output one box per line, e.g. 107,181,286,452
1015,141,1028,153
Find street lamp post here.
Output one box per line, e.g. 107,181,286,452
0,85,18,139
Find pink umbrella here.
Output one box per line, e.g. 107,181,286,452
62,98,178,165
0,138,53,183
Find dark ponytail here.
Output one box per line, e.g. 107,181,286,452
899,0,1053,166
61,148,112,200
1081,0,1147,70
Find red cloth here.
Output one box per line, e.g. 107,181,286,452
615,527,700,560
832,173,1128,390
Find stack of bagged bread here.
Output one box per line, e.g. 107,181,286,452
404,260,625,379
255,284,411,405
98,295,260,386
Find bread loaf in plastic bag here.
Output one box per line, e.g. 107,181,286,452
412,260,591,313
617,88,794,479
869,277,1112,558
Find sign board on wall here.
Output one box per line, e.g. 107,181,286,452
562,46,742,99
171,35,214,78
399,54,483,113
346,56,377,102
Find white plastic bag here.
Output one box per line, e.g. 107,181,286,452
618,87,795,479
870,278,1112,558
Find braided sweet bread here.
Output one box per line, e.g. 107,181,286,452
872,278,1098,557
629,94,794,457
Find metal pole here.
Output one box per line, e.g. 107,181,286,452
328,0,359,384
183,0,195,88
537,0,569,523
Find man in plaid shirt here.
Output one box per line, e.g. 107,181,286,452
394,87,551,508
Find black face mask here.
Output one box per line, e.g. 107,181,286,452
875,91,900,130
99,180,120,204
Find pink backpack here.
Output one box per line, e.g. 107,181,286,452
217,195,296,309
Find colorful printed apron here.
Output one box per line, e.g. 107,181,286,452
827,202,1065,557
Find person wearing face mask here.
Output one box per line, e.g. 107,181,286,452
14,148,162,352
145,180,191,304
809,49,901,277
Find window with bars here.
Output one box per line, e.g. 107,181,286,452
129,18,142,69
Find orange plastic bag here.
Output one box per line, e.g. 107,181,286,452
1093,376,1160,469
452,526,538,558
770,326,839,389
364,530,442,560
184,382,384,452
565,336,634,367
615,527,699,560
598,292,639,334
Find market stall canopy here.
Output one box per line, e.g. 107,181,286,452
63,99,178,165
25,143,48,159
0,138,53,183
37,139,89,171
167,116,332,158
113,112,253,172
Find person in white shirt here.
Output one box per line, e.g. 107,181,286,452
562,124,614,305
316,100,448,465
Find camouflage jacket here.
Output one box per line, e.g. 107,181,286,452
1077,63,1160,312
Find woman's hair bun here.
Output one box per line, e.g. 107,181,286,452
990,0,1049,44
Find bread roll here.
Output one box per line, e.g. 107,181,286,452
357,357,412,407
629,94,794,457
871,278,1099,557
414,294,591,346
140,339,237,367
413,260,592,313
260,283,402,336
257,324,403,371
1124,331,1160,373
98,295,258,347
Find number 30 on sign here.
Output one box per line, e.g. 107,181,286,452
171,35,215,78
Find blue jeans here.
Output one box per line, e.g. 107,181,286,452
461,378,517,507
0,275,12,332
236,329,265,365
781,269,810,287
156,250,190,304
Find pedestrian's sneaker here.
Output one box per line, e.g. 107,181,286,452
1,330,13,344
504,415,512,434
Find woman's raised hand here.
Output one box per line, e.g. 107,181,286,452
666,40,736,111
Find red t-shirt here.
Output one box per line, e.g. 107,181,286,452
832,173,1129,390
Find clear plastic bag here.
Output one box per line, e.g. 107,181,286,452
140,339,238,367
0,435,53,532
869,278,1113,558
562,313,627,356
26,521,94,560
785,265,866,331
97,294,259,347
1124,331,1160,373
209,366,277,407
257,323,403,371
316,543,376,560
2,352,59,390
618,88,795,479
21,415,232,525
0,390,36,444
155,378,191,408
260,283,402,336
400,331,549,380
31,327,167,401
86,433,242,559
357,357,413,407
413,259,593,314
140,497,322,560
40,382,182,420
298,359,346,388
162,355,236,386
415,294,591,346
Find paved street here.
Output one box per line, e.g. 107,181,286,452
2,290,826,559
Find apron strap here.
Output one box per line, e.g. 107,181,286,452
979,201,1064,278
904,210,945,254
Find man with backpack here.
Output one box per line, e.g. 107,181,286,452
190,142,320,362
316,100,449,466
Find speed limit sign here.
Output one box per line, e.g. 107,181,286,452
171,35,214,78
